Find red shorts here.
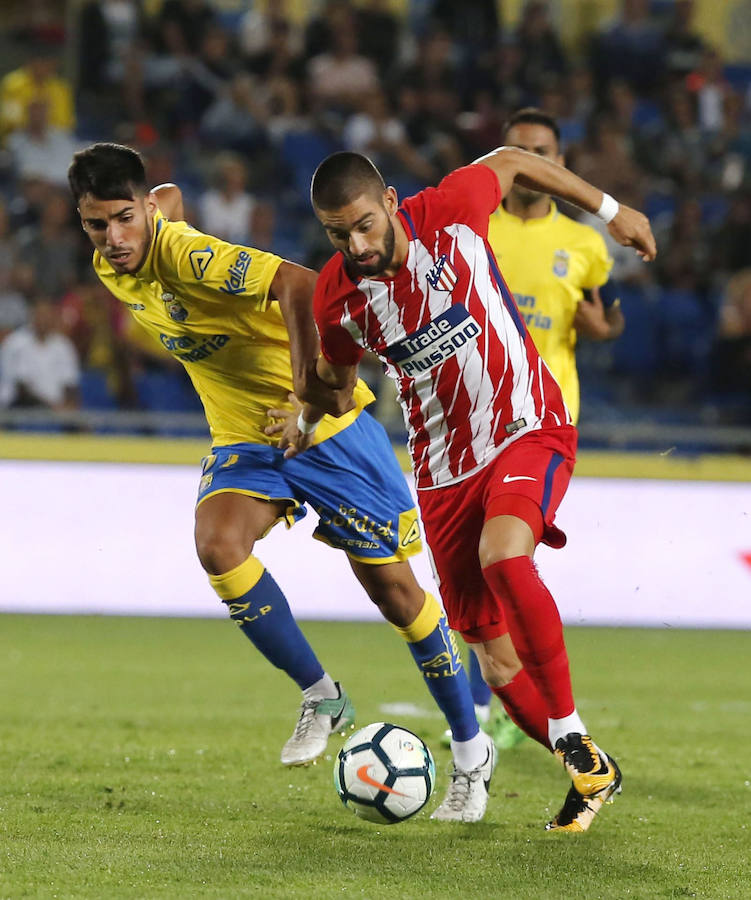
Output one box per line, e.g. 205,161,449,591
417,426,577,643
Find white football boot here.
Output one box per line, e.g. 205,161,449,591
280,682,355,766
430,733,496,823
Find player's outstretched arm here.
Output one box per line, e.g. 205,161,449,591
152,183,184,220
475,147,657,262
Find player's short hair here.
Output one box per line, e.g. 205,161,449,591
311,152,386,210
503,108,561,147
68,143,147,203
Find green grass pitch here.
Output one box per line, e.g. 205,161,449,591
2,615,749,899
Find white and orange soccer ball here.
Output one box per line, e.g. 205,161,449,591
334,722,435,824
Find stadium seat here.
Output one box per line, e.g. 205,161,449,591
79,369,117,410
280,131,339,203
610,285,661,376
134,371,202,413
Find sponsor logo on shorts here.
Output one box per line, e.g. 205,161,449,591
315,503,395,545
502,474,537,483
385,306,481,377
220,249,252,295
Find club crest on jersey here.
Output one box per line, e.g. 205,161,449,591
426,254,458,291
553,249,570,277
162,292,188,321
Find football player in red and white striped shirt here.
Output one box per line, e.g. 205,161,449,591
297,148,655,831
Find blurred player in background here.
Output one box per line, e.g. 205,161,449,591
303,148,656,831
454,107,626,752
68,143,493,823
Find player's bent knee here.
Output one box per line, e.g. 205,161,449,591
351,561,424,628
195,525,255,576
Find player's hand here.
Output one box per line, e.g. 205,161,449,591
574,289,612,339
265,394,317,459
607,204,657,262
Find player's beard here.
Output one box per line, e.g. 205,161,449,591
348,219,396,277
108,216,153,274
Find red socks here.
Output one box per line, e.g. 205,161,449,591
482,555,575,720
492,669,551,749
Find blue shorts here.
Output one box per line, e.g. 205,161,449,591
196,412,422,564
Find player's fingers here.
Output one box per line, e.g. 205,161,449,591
283,445,300,459
264,422,284,435
266,407,290,419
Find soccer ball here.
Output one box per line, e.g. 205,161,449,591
334,722,435,824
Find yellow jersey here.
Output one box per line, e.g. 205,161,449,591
487,201,612,423
94,212,374,447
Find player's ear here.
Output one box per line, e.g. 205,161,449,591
144,191,158,217
383,186,399,216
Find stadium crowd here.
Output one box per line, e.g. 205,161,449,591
0,0,749,437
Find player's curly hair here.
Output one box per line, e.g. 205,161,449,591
311,151,385,211
68,142,147,203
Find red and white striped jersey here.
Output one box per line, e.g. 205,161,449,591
314,164,572,490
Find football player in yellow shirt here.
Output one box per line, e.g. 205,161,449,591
488,107,625,424
68,143,492,820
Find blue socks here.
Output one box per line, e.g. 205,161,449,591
469,648,493,707
392,593,479,743
209,555,324,690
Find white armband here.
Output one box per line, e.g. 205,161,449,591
297,413,321,435
596,192,619,224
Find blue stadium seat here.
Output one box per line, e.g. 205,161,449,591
79,369,117,410
610,285,660,375
280,131,338,202
658,287,715,375
135,371,202,413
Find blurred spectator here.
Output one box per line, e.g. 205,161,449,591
240,3,303,62
6,98,79,186
570,114,647,199
15,188,79,298
307,12,379,115
514,1,568,97
76,0,142,106
649,87,707,187
356,0,402,77
687,48,733,134
0,295,80,409
714,191,751,273
155,0,217,56
590,0,664,97
431,0,499,60
243,12,305,84
0,261,32,342
198,153,255,245
199,73,270,154
0,43,74,139
709,269,751,421
342,88,436,185
662,0,706,82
